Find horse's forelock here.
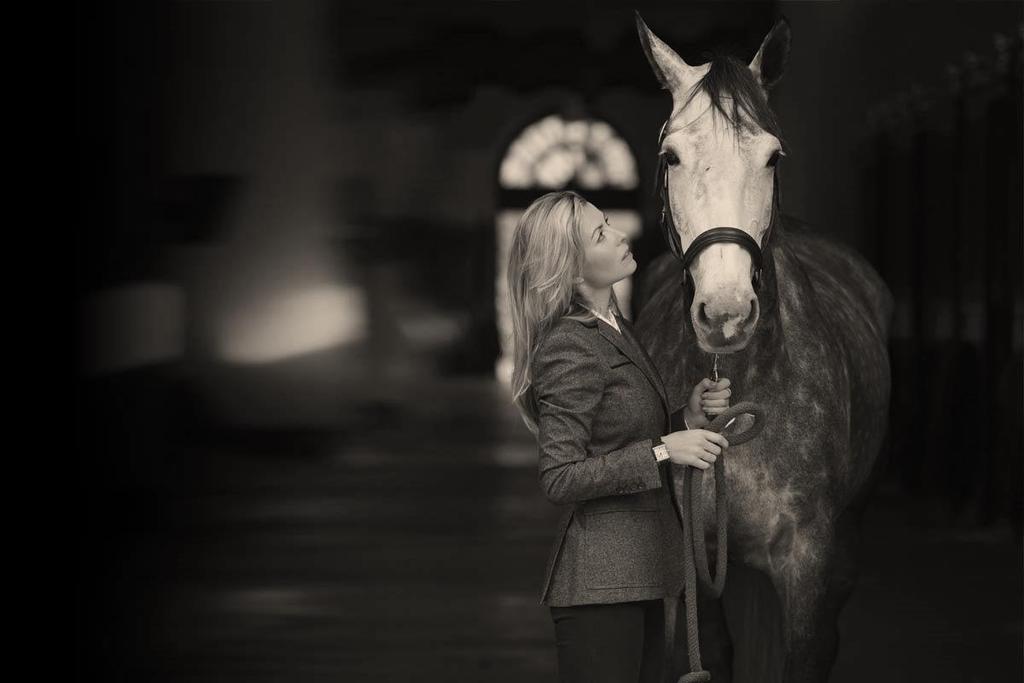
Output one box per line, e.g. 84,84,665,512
693,53,786,148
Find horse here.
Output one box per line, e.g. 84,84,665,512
631,14,894,683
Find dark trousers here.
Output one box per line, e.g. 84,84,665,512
549,599,665,683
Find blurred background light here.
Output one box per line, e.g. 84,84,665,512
217,284,367,365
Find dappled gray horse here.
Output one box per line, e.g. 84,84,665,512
633,15,894,683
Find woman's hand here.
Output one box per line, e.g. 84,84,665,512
660,430,730,470
682,377,732,429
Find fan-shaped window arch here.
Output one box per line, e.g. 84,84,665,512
495,114,641,383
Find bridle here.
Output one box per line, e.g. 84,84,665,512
654,120,780,291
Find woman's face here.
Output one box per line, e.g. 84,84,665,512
578,201,636,289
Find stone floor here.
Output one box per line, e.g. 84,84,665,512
75,377,1022,682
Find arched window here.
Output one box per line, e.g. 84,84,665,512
495,114,641,383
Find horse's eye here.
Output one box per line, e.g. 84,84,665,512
661,150,680,167
767,149,785,168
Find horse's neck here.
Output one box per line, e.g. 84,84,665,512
732,295,786,389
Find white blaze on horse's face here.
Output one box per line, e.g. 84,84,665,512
661,92,780,352
637,14,790,353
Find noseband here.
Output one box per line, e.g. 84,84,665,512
655,122,779,290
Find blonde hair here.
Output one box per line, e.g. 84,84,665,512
506,190,621,436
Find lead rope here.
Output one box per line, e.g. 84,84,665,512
664,395,766,683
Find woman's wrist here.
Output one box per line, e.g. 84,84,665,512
652,436,671,462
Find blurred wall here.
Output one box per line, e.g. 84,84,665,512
77,1,1021,436
77,0,777,429
774,0,1022,251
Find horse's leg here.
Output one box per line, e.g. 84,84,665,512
813,490,870,674
767,521,839,683
721,560,785,683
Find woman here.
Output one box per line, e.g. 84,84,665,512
507,190,732,683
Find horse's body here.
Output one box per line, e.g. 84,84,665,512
632,15,893,683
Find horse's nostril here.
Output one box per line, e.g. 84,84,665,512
697,302,711,327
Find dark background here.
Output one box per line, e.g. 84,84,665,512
75,1,1022,681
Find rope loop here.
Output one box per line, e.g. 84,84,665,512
668,400,766,681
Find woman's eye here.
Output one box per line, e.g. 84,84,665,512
597,230,605,242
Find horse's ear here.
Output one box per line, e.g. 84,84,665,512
635,11,700,94
749,16,791,90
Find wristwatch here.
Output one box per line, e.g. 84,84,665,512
652,436,670,463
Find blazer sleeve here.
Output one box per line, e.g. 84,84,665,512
531,327,663,505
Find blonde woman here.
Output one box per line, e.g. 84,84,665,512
507,190,732,682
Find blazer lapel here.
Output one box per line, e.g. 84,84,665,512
618,316,669,401
595,319,670,424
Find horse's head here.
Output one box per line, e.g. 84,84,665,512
636,14,791,353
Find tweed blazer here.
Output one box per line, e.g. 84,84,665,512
528,312,689,606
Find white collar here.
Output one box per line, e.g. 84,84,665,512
588,306,620,331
